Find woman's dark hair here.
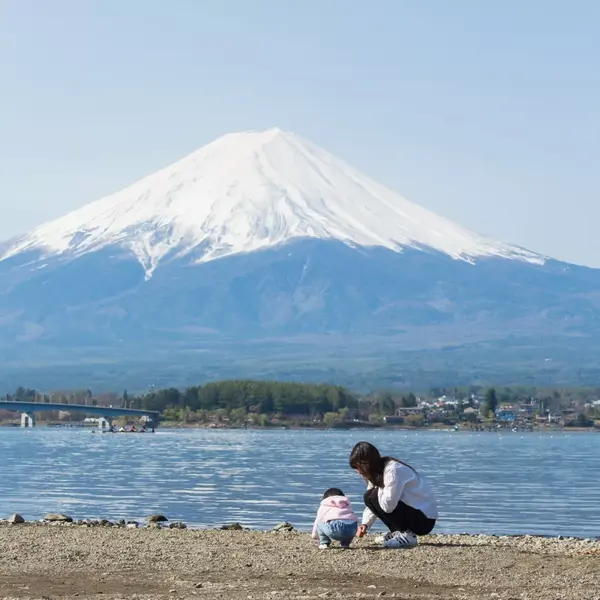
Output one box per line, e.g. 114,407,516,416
349,441,416,488
322,487,345,499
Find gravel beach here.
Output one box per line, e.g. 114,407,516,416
0,525,599,600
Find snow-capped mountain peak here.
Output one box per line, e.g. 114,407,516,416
0,128,544,278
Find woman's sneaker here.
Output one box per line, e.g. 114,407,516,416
374,531,395,544
319,543,330,549
382,531,418,549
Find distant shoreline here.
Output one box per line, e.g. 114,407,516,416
1,421,598,433
156,422,599,433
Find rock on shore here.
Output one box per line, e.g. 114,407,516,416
44,513,73,523
0,526,598,600
147,514,168,523
7,514,24,525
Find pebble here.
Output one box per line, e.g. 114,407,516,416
147,514,168,523
221,523,244,531
272,522,295,532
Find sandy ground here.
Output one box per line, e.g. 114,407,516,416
0,525,599,600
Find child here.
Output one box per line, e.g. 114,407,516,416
311,487,359,549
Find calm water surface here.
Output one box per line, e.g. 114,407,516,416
0,428,598,537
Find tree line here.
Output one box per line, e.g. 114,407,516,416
3,381,600,424
130,380,359,417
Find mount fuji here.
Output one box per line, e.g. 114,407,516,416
2,128,600,389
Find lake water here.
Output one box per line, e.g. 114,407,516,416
0,428,598,537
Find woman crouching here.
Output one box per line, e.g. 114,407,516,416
349,441,438,548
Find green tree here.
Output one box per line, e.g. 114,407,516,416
375,392,396,415
214,408,229,423
230,407,247,425
404,392,418,407
404,414,425,427
323,412,341,428
368,414,383,425
575,413,592,427
481,387,498,418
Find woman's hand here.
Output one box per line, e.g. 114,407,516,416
357,524,368,538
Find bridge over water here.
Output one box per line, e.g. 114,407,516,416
0,400,160,428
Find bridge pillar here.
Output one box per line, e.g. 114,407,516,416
98,417,111,430
21,412,36,428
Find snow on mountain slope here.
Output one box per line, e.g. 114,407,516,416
0,127,544,279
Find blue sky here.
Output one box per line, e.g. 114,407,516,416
1,0,599,266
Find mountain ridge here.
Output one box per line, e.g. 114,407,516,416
0,128,543,280
1,128,599,389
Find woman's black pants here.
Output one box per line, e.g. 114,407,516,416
364,488,436,535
